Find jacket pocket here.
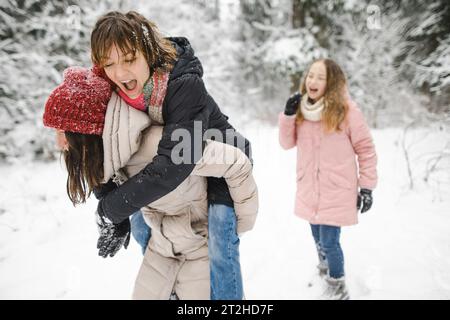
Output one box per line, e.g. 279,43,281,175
187,209,207,240
163,211,206,256
328,172,352,190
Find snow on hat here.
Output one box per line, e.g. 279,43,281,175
43,66,112,135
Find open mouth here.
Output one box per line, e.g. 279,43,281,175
309,88,318,95
121,79,137,92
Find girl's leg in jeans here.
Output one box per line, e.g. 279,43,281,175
130,210,151,255
208,204,243,300
319,225,344,279
310,224,327,271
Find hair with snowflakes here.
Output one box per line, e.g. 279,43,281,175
90,11,177,73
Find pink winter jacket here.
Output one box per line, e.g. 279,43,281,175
278,101,377,226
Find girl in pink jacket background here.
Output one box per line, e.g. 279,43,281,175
278,58,378,300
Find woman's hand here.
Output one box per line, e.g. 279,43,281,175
96,210,131,258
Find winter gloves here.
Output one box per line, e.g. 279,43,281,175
357,188,373,214
95,209,131,258
284,92,302,116
93,180,130,258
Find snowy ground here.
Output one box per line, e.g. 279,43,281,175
0,126,449,299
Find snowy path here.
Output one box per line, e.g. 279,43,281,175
1,127,449,299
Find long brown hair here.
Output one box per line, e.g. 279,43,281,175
63,132,104,206
91,11,177,74
297,59,349,132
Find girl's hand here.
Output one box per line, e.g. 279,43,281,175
284,92,302,116
357,188,373,213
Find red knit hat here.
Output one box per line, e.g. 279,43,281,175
43,66,112,135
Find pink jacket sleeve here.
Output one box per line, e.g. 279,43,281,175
278,112,297,150
347,103,378,190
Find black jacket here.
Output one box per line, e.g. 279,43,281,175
98,37,252,223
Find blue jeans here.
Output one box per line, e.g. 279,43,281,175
130,204,243,300
130,211,151,255
310,224,345,279
208,204,243,300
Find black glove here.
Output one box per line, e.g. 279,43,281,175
93,179,117,200
284,92,302,116
96,209,131,258
357,188,373,214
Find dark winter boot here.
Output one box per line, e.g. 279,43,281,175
321,276,350,300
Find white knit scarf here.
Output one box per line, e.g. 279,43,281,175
300,95,324,122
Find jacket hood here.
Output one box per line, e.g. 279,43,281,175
167,37,203,81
